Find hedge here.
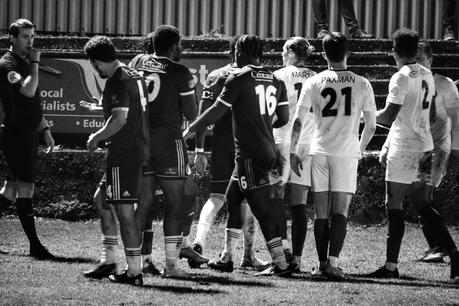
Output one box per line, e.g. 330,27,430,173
1,149,458,225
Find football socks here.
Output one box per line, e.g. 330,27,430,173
291,204,308,257
267,237,288,270
193,195,224,248
101,235,118,264
125,247,142,276
241,200,256,258
329,213,347,258
16,198,41,247
386,209,405,263
314,218,329,263
222,228,242,262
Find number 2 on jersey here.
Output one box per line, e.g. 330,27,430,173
321,87,352,117
421,80,430,110
255,84,277,115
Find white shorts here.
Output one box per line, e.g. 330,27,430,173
386,149,432,184
277,142,311,187
311,155,358,193
429,142,450,188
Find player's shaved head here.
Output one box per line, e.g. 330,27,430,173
322,32,348,63
152,25,181,54
392,28,419,59
84,35,117,62
236,34,263,59
9,18,35,37
286,36,314,61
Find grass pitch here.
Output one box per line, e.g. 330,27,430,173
0,217,458,305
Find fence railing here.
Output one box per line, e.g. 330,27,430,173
0,0,455,39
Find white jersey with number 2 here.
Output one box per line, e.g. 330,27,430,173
297,69,376,158
386,63,434,153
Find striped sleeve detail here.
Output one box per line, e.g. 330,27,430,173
179,90,195,96
216,97,231,107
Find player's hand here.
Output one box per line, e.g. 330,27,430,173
379,147,388,167
28,48,41,63
87,133,99,153
194,152,208,174
290,153,303,177
80,100,102,111
43,130,55,154
182,127,193,141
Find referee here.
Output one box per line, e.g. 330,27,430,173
0,19,55,259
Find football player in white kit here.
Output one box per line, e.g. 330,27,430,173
272,37,316,273
412,41,459,263
368,29,459,284
290,32,376,280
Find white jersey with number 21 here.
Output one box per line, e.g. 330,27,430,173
298,69,376,158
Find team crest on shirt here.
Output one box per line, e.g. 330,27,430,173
111,94,119,105
7,71,21,84
187,80,195,88
390,87,399,97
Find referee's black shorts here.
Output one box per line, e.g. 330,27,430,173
1,126,39,183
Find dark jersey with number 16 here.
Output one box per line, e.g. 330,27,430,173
216,65,288,162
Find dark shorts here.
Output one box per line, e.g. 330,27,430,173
2,127,39,183
104,153,142,204
210,144,235,194
232,156,281,191
149,128,187,180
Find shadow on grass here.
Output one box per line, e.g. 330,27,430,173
299,273,459,289
152,273,275,287
1,251,95,264
141,283,226,294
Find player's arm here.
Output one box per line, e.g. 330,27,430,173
183,100,227,139
360,81,377,154
289,84,312,176
376,72,408,127
272,79,289,128
87,108,128,152
37,116,55,153
360,110,376,153
180,67,198,121
446,89,459,160
19,48,40,98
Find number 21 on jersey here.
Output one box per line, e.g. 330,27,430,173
255,84,277,115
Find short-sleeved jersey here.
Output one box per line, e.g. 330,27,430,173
273,65,316,145
386,63,434,152
216,65,288,162
201,63,239,151
430,73,459,149
298,69,376,158
0,51,43,129
102,65,149,164
128,54,195,130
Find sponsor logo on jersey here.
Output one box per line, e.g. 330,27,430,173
409,70,419,78
251,71,274,80
390,87,399,97
140,57,168,71
111,94,119,105
7,71,21,84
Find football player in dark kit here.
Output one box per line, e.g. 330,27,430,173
184,34,292,276
0,19,55,259
84,36,149,286
129,25,204,278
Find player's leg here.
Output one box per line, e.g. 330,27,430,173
208,177,245,272
288,148,312,272
418,146,450,262
193,149,233,251
310,155,331,276
240,199,271,271
323,156,357,280
107,163,143,285
83,180,118,278
14,130,54,259
0,181,16,216
367,149,414,278
410,152,459,282
179,172,209,266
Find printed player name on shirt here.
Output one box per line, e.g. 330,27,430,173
291,71,315,78
321,75,356,83
251,71,274,80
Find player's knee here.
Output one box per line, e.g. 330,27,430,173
16,182,34,198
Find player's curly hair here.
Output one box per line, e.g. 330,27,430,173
9,18,35,37
392,28,419,59
322,32,348,63
417,40,433,60
236,34,263,58
286,36,315,61
152,25,181,54
84,36,117,62
143,32,154,54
